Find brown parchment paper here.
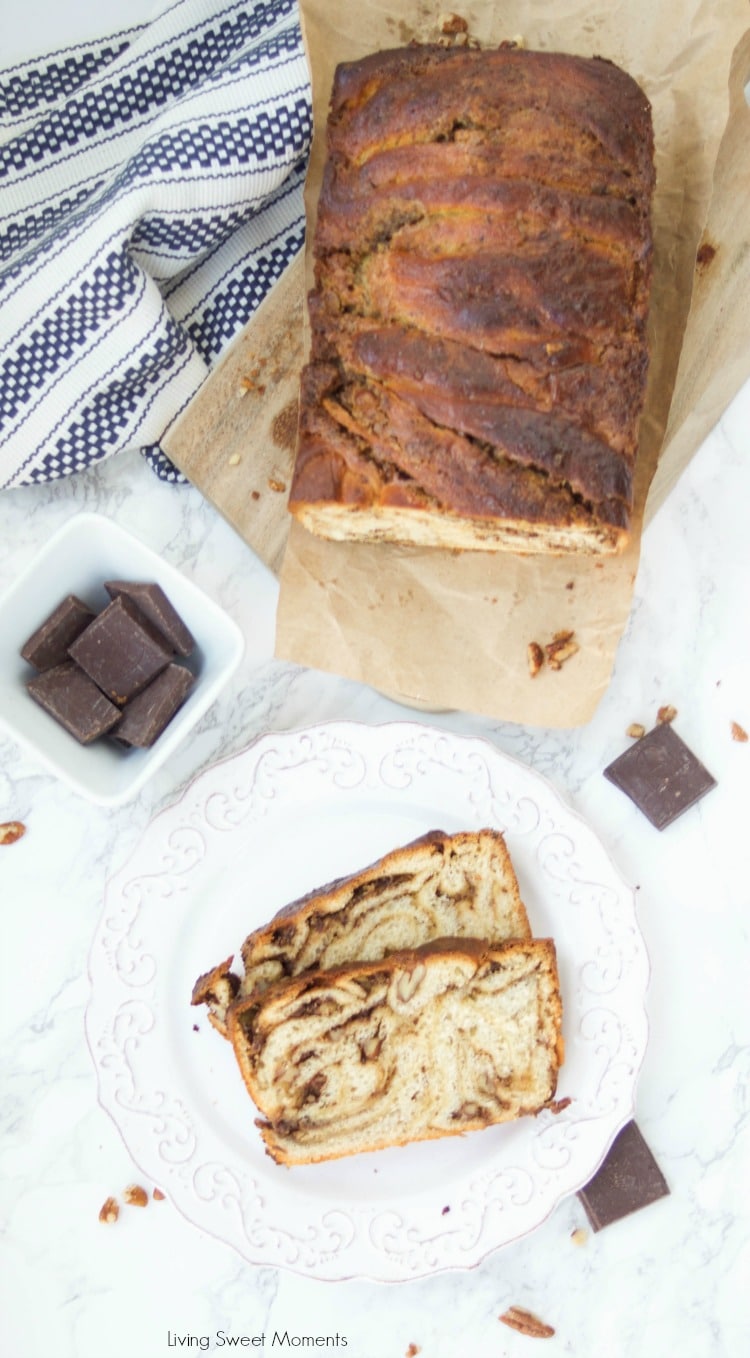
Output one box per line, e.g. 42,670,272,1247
275,0,750,725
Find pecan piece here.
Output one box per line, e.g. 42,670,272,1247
499,1306,555,1339
657,704,678,724
527,641,544,678
545,631,579,671
731,720,748,743
0,821,26,845
98,1196,119,1224
626,723,646,740
123,1183,149,1207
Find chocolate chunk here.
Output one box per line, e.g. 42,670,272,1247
104,581,195,656
21,595,96,670
577,1120,669,1231
68,594,172,704
111,663,195,747
27,661,121,744
603,723,717,829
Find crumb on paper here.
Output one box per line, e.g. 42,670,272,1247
696,240,717,270
527,641,544,678
499,1307,555,1339
657,704,678,724
545,630,579,671
405,1345,421,1358
570,1226,589,1247
123,1184,149,1207
441,1204,450,1215
547,1096,572,1115
153,1188,166,1201
268,477,287,493
627,723,646,740
271,399,299,453
731,720,748,742
439,13,468,35
0,821,26,845
98,1196,119,1224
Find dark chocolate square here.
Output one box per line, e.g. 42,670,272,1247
111,663,194,748
104,581,194,656
577,1120,670,1231
68,594,172,704
21,594,96,670
603,723,717,829
27,661,121,744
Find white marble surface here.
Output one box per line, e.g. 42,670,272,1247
1,369,748,1356
2,5,750,1354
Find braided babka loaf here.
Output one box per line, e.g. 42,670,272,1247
191,828,530,1036
229,937,563,1165
288,44,655,554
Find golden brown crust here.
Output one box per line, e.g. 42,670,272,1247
289,44,655,555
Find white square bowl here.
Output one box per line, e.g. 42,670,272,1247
0,512,245,806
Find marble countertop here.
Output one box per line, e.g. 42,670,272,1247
1,8,749,1348
1,365,748,1357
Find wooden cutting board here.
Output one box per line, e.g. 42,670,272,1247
162,253,304,576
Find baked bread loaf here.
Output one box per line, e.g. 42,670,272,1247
288,44,655,555
192,828,530,1036
228,937,563,1165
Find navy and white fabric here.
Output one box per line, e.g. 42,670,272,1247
0,0,311,488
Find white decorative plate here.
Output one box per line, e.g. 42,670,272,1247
86,720,649,1282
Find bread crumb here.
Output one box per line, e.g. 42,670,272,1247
405,1345,421,1358
570,1226,588,1246
657,704,678,724
268,478,287,493
98,1196,119,1224
731,720,748,742
153,1188,166,1201
439,13,468,34
251,490,261,501
626,723,646,740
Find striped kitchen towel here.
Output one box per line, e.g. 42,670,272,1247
0,0,311,488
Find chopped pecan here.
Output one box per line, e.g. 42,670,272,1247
731,720,748,743
527,641,544,678
499,1306,555,1338
152,1188,166,1201
626,723,646,740
123,1183,149,1207
545,631,579,671
657,704,678,724
98,1196,119,1224
0,821,26,845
